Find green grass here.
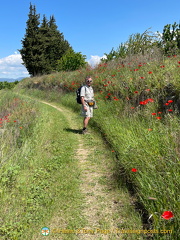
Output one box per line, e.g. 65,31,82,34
0,92,86,239
11,54,180,239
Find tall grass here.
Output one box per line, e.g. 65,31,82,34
0,91,85,239
15,53,180,239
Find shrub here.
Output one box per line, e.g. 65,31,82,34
57,49,86,71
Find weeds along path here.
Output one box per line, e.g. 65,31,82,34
29,99,143,240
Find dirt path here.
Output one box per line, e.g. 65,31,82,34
31,100,142,240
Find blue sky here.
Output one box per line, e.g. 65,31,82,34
0,0,180,78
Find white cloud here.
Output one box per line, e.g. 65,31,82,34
87,55,107,68
0,53,29,79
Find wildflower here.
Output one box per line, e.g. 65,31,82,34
131,168,137,172
140,77,145,79
161,211,174,220
140,101,146,105
158,112,162,114
131,107,135,109
156,117,161,120
148,71,153,74
14,120,17,122
19,127,23,129
148,128,153,131
151,113,156,115
168,109,173,112
168,100,173,103
165,103,169,106
147,98,154,102
178,61,180,64
160,65,165,68
134,91,138,94
134,69,139,71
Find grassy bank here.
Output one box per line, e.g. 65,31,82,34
15,54,180,239
0,91,85,239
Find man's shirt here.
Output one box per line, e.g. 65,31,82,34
80,85,94,101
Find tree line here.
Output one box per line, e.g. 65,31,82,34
103,23,180,61
0,81,19,90
19,4,180,75
19,4,86,77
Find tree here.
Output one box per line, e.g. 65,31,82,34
161,22,180,55
19,4,43,76
103,29,160,62
45,15,72,71
57,49,86,71
19,4,72,76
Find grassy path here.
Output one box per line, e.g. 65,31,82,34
29,99,143,240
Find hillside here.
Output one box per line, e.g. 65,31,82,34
0,53,179,239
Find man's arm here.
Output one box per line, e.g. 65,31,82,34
81,96,87,111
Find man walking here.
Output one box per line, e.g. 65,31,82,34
80,76,94,134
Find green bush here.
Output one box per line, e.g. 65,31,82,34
57,49,86,71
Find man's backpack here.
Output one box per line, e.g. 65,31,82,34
76,86,83,104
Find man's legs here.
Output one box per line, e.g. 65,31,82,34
83,117,90,128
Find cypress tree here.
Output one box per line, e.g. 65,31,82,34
46,15,72,70
19,4,44,76
19,4,72,76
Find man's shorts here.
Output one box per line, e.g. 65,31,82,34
81,104,93,117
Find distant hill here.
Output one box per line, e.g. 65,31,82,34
0,77,25,82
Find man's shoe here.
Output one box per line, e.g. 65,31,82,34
82,128,88,134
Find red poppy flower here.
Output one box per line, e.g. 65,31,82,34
161,211,174,220
131,168,137,172
156,117,161,120
158,112,162,114
168,109,173,112
131,107,135,109
165,103,169,106
140,77,145,79
147,98,154,102
140,101,146,105
160,65,165,68
134,91,138,94
151,113,156,115
178,61,180,64
148,71,153,74
134,69,139,71
168,100,173,103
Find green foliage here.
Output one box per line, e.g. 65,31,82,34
161,22,180,55
19,4,72,76
103,29,160,62
57,49,86,71
16,53,180,239
0,81,19,90
0,93,84,239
